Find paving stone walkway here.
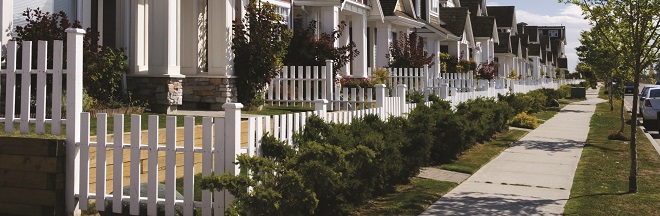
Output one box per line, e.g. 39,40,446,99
420,88,604,215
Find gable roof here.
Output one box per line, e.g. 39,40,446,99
439,7,470,37
540,35,551,51
525,26,539,43
380,0,415,18
527,44,542,57
558,58,568,69
460,0,484,17
494,32,511,53
472,16,496,38
487,6,516,28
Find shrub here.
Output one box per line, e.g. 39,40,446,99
406,91,425,103
387,30,434,68
458,58,477,73
476,61,499,79
510,112,539,129
498,93,533,114
455,98,514,142
233,0,292,108
608,131,630,141
340,76,374,89
439,52,459,73
284,16,358,73
371,68,389,84
15,8,134,108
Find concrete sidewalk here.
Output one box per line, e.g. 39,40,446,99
421,89,604,215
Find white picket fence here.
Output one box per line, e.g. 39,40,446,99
1,28,582,215
0,29,85,213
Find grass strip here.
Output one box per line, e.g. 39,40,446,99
351,178,457,216
440,129,528,174
563,101,660,215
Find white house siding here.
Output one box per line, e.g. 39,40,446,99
13,0,76,31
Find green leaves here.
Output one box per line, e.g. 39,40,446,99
387,31,435,68
233,0,292,108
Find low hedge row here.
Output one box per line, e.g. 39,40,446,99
200,87,569,215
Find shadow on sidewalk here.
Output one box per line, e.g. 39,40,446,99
423,191,561,215
512,139,584,152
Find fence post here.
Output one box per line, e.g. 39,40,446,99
325,60,334,110
397,84,407,115
314,99,328,120
375,84,386,108
423,64,429,102
439,83,449,99
65,28,85,215
223,102,244,208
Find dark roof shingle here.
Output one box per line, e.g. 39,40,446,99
494,32,511,53
472,16,495,38
439,8,470,37
487,6,515,28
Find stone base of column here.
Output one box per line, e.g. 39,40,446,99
181,76,237,111
126,76,184,114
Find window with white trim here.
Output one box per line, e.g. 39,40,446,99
431,0,439,14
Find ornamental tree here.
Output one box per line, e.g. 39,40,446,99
387,31,434,68
563,0,660,192
233,0,292,109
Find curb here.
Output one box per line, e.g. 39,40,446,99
622,97,660,156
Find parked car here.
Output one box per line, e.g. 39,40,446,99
641,87,660,130
625,82,636,94
638,85,660,113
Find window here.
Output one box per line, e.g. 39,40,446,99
549,30,559,37
275,7,290,24
431,0,439,13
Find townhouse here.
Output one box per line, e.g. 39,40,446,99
1,0,569,112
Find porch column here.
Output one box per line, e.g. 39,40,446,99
352,14,367,78
321,6,340,47
375,22,392,68
368,26,376,69
149,0,181,76
77,0,93,29
208,0,235,76
1,0,12,52
180,0,205,75
426,38,439,77
447,42,459,58
339,16,350,76
130,0,149,73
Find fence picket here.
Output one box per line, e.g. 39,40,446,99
166,116,177,216
213,117,226,216
184,116,195,215
96,114,108,211
51,41,63,134
201,117,213,216
112,114,124,213
5,41,16,133
130,114,141,215
248,117,255,157
35,41,47,134
147,116,159,215
20,41,33,133
79,113,90,209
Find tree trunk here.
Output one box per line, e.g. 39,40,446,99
620,92,625,133
608,77,614,111
629,65,640,193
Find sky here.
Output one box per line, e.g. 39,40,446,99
487,0,592,72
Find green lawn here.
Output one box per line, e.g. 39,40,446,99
440,130,528,174
243,104,314,115
563,101,660,215
351,178,457,216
